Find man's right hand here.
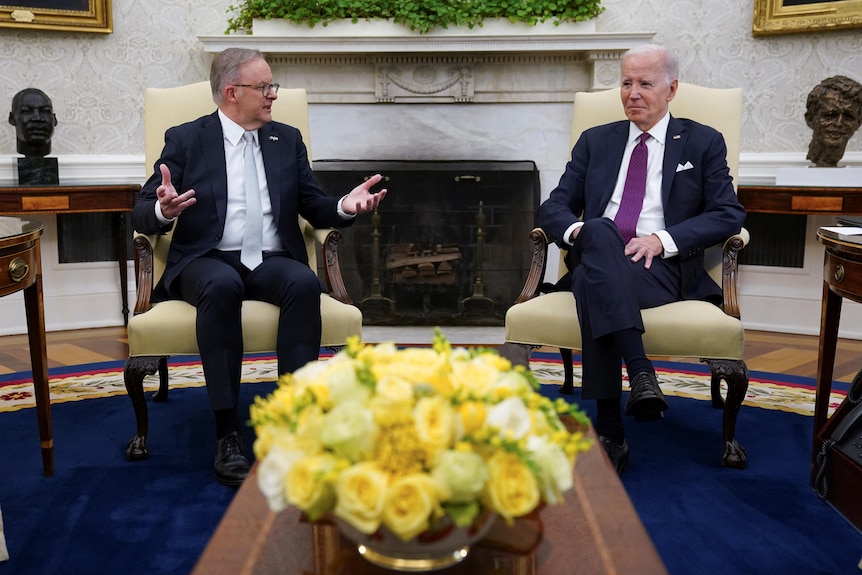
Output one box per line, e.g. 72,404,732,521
156,164,196,219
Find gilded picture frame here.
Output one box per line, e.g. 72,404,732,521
0,0,111,33
753,0,862,35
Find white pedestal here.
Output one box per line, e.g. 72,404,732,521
775,166,862,187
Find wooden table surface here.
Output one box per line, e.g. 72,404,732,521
0,183,140,324
192,427,667,575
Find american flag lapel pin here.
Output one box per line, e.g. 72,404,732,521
269,135,279,141
673,135,681,140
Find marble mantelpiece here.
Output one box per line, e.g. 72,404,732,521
199,22,654,103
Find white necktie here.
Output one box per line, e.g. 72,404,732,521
240,131,263,270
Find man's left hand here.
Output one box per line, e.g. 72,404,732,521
342,173,388,215
624,234,663,269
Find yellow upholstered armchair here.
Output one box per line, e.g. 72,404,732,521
123,81,362,461
505,83,750,469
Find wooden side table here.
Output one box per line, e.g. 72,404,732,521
0,217,52,476
812,230,862,530
738,185,862,215
0,184,140,325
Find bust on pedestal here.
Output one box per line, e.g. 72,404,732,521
8,87,59,185
777,75,862,188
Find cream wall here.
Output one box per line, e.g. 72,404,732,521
0,0,859,336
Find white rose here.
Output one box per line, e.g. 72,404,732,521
526,435,573,505
486,396,531,440
257,445,305,512
320,400,377,462
431,449,488,502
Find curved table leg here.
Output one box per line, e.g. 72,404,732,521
703,358,749,469
123,356,165,461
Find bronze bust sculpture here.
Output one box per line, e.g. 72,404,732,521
8,88,57,158
805,75,862,168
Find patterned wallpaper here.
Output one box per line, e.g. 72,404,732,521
0,0,859,157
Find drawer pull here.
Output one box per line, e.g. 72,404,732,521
455,175,481,182
835,264,845,283
9,257,29,283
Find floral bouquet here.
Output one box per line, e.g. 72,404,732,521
251,330,592,554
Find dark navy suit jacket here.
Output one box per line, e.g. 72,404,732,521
132,111,350,296
537,115,746,303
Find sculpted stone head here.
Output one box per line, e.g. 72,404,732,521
804,75,862,167
9,88,58,157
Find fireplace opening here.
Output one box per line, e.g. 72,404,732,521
314,160,540,326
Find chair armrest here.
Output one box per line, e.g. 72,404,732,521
720,227,749,320
132,233,158,315
316,228,353,305
514,228,551,304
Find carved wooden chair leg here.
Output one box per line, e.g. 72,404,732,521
703,358,749,469
152,357,170,402
123,356,163,461
559,348,576,395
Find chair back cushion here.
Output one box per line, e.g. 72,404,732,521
564,82,743,284
142,82,314,282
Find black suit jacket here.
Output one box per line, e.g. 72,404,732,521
537,116,746,302
132,112,351,295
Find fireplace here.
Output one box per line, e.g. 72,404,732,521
199,26,650,325
314,160,539,326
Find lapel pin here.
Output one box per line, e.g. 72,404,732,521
673,135,681,140
269,135,279,141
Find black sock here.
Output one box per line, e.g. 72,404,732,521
595,398,625,445
215,409,240,439
613,328,653,380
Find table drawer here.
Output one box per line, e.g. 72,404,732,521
0,244,38,295
824,250,862,304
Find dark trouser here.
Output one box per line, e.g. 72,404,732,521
175,250,322,411
572,218,682,400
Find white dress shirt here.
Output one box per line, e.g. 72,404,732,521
564,111,679,257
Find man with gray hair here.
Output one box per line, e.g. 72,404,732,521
538,44,745,474
133,47,387,486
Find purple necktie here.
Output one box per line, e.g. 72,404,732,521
614,132,649,244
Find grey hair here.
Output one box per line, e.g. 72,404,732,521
622,44,679,86
210,47,266,105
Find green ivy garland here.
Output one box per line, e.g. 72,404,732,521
226,0,604,35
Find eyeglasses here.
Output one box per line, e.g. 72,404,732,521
231,83,280,97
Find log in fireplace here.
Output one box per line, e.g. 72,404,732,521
314,160,539,326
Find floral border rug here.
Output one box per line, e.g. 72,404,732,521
0,351,846,417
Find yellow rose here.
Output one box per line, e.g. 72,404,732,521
373,374,415,406
414,395,456,451
382,474,444,541
372,348,451,395
482,451,540,522
457,401,487,437
334,462,390,534
286,454,338,521
449,357,501,396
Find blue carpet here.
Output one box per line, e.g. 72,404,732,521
0,356,860,574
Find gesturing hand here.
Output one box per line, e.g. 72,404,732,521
156,164,196,220
341,173,387,215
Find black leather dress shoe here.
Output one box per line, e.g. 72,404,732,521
599,435,630,475
624,371,669,421
214,431,251,487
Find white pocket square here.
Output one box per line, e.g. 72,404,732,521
676,161,694,172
